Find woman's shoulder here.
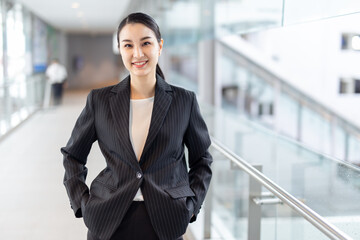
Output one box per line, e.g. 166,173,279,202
168,83,195,100
89,83,120,98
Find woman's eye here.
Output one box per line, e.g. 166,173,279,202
124,44,132,48
143,42,151,46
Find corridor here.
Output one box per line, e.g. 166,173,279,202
0,90,103,239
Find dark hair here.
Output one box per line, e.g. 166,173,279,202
117,12,165,80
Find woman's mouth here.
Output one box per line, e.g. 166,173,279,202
132,61,148,68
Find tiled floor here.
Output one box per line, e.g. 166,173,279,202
0,90,105,240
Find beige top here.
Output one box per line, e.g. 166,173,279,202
129,96,154,201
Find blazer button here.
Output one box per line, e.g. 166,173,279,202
136,172,142,179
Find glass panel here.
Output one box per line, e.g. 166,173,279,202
127,0,360,45
210,147,249,239
6,3,26,80
333,125,346,160
0,2,48,139
0,2,3,85
284,0,360,25
33,17,48,73
166,43,199,93
222,13,360,166
195,144,340,239
348,135,360,164
274,206,329,240
215,0,283,36
127,0,283,45
23,7,32,76
161,1,201,45
278,92,299,139
201,104,360,238
300,107,332,155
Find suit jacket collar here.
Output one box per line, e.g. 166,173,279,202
110,74,172,94
109,74,173,168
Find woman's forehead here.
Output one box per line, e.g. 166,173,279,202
119,23,156,41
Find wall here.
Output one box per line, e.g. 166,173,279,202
67,34,124,89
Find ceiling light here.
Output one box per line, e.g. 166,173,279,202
351,35,360,50
71,2,80,9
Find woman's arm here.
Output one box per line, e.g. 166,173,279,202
61,91,97,218
184,92,213,222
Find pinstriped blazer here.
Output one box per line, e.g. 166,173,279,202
61,74,212,240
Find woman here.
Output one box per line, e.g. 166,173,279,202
61,12,212,240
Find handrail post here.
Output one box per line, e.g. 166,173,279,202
248,165,262,240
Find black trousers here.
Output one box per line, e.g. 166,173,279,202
87,202,184,240
51,82,64,105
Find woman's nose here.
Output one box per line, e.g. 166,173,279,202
133,46,144,58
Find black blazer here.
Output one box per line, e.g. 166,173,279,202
61,75,212,240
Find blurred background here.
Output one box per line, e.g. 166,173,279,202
0,0,360,239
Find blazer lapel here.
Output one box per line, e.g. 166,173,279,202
139,75,173,165
109,76,138,164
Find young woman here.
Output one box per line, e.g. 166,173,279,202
61,12,212,240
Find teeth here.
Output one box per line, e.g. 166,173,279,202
133,61,146,65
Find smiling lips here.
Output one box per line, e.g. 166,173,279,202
132,60,148,68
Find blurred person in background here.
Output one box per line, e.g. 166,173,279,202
61,12,212,240
46,58,67,105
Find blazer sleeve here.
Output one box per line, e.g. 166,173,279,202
61,91,97,218
184,92,213,222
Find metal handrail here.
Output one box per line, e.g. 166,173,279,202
211,137,353,240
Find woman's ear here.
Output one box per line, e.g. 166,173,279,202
159,39,164,56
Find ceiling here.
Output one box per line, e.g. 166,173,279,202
17,0,132,34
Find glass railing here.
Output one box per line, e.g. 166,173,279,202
0,74,46,139
217,35,360,166
164,32,360,239
185,101,359,239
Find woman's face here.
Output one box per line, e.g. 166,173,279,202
118,23,163,79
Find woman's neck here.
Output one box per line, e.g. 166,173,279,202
130,74,156,99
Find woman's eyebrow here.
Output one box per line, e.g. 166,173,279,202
121,36,152,42
140,36,152,41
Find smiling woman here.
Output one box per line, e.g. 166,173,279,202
116,13,164,100
61,12,213,240
118,23,163,99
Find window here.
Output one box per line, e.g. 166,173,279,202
341,33,360,51
339,78,360,94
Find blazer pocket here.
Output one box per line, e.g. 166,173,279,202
164,184,195,199
92,168,117,191
93,179,117,191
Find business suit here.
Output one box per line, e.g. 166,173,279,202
61,74,212,240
